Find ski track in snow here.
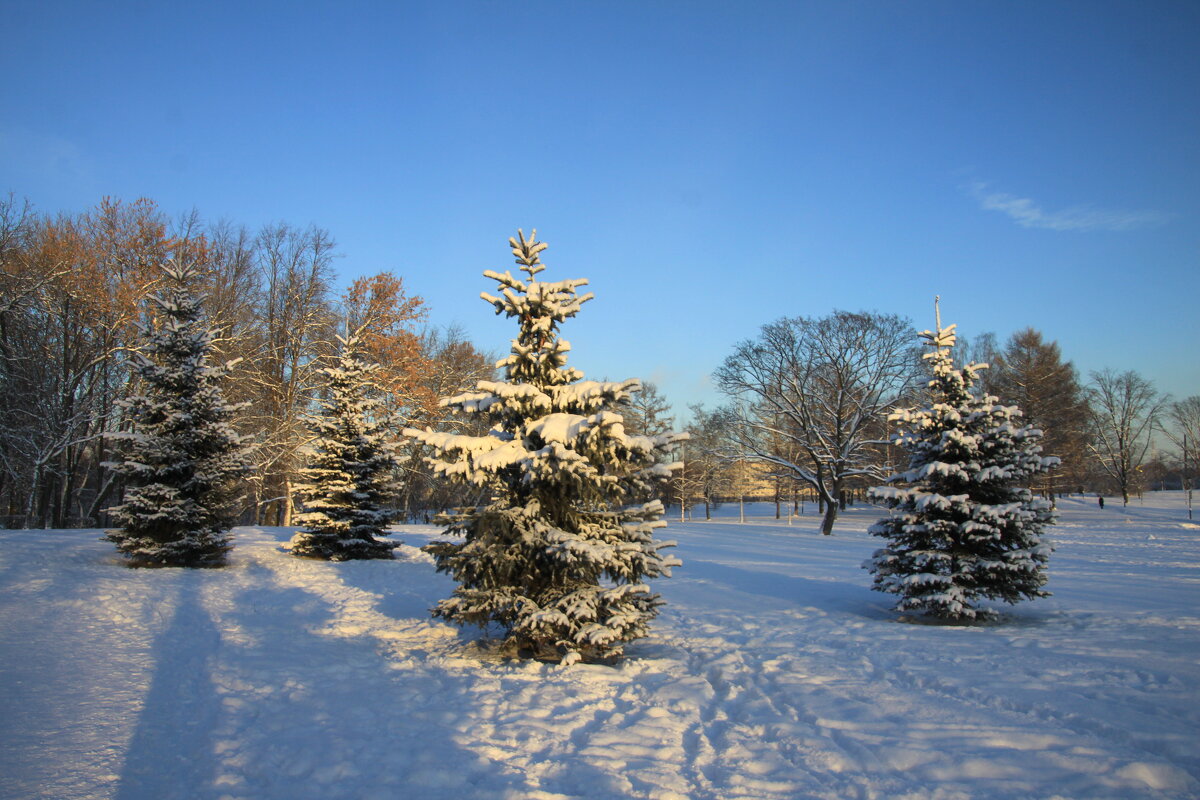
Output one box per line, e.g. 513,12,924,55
1,495,1198,799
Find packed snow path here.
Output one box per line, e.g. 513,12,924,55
1,496,1197,799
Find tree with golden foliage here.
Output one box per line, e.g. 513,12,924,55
0,196,173,527
343,272,439,427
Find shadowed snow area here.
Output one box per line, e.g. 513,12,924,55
1,494,1198,799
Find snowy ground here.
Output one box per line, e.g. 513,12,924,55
1,494,1197,800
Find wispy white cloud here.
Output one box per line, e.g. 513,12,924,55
966,181,1170,232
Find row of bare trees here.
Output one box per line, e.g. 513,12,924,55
678,311,1193,533
0,195,493,529
713,311,917,535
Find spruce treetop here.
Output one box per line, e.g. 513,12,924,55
479,229,595,388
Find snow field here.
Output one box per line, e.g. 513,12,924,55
1,494,1197,799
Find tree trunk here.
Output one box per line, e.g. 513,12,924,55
819,500,838,535
24,458,45,529
282,477,294,526
84,473,118,527
57,446,78,528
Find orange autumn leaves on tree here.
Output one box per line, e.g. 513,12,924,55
343,272,440,425
23,198,174,343
2,193,496,529
1,195,215,528
23,197,222,357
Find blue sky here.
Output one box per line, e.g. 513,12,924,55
4,1,1197,418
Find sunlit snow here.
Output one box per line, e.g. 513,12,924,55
1,493,1197,799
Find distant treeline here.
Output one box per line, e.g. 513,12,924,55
1,195,1195,530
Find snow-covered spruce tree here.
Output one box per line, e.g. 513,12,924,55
865,313,1056,621
404,230,684,664
289,333,400,560
107,260,248,567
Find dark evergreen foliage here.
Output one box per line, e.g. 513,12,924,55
106,260,248,567
289,334,399,560
866,318,1056,621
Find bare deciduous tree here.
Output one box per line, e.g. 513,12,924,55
395,326,496,520
683,404,735,520
714,310,919,535
618,380,680,509
1162,396,1200,517
343,272,436,428
0,197,502,532
1163,397,1200,453
1086,369,1168,506
241,223,336,525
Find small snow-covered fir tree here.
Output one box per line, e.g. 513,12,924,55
405,229,684,664
107,260,248,567
289,333,400,560
866,306,1056,621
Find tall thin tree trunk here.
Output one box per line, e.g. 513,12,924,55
24,457,45,528
57,445,79,528
282,477,293,526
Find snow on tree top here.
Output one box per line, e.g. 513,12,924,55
480,229,594,327
919,323,957,356
509,228,549,277
480,274,594,322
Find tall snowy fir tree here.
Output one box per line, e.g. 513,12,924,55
289,333,400,560
405,230,684,664
107,260,248,567
866,308,1056,621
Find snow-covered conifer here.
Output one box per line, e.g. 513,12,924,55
107,260,248,567
405,230,684,664
289,333,399,560
866,309,1056,621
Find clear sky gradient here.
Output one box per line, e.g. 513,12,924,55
4,1,1197,418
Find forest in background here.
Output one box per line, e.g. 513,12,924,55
1,194,1196,531
0,195,496,529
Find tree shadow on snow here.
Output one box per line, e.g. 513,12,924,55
114,573,223,800
680,557,895,621
106,557,493,800
325,559,642,796
226,555,627,799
